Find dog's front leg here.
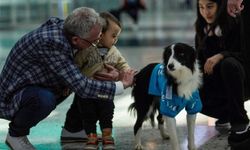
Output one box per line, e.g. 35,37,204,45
164,116,180,150
157,114,170,139
187,114,197,150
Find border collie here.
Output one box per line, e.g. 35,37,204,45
129,43,202,150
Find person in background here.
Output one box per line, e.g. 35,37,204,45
0,7,135,150
226,0,250,148
61,11,133,150
110,0,146,25
195,0,250,148
180,0,193,9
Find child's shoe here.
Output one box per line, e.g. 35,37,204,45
102,128,115,150
84,133,99,150
102,136,115,150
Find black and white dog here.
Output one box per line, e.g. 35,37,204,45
129,43,202,150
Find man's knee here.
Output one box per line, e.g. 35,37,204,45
22,86,56,113
37,89,56,112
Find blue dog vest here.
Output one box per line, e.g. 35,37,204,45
148,64,202,118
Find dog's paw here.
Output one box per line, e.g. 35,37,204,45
161,133,170,140
135,144,144,150
158,124,170,140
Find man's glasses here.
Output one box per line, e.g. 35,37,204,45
78,36,99,48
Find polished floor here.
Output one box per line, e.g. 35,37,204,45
1,4,250,150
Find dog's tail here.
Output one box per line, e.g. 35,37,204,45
149,99,160,128
128,102,136,116
129,63,159,126
128,101,158,128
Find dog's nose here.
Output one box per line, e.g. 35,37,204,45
168,63,175,71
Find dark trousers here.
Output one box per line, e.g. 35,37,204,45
64,95,114,135
9,86,67,136
200,57,249,127
64,96,84,132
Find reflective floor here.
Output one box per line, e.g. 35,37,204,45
1,5,250,150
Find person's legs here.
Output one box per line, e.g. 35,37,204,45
9,86,56,136
200,63,230,121
6,86,57,149
220,57,250,148
220,58,249,128
98,101,114,132
78,98,99,149
126,9,139,24
63,95,84,132
242,1,250,100
78,97,98,135
61,94,88,143
98,100,115,150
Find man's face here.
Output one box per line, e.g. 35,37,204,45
73,24,102,50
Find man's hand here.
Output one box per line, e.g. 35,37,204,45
119,69,137,89
93,64,120,81
227,0,244,17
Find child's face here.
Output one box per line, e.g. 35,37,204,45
198,0,218,24
99,20,121,49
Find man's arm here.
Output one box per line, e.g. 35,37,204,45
41,48,115,100
93,64,136,88
44,51,135,100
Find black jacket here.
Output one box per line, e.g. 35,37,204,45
195,15,250,100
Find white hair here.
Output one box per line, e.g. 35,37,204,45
63,7,102,38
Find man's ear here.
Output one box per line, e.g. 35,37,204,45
71,36,79,45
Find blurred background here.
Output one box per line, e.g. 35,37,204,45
0,0,196,70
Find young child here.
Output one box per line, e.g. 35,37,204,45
66,12,131,150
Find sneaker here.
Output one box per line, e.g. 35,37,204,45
102,136,115,150
84,133,99,150
60,127,88,143
5,133,36,150
228,124,250,149
215,119,231,134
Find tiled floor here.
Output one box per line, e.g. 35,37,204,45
1,5,250,150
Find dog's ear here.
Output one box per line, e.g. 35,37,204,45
163,45,172,65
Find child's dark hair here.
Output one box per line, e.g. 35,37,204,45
100,11,122,33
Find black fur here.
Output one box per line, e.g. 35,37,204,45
129,63,163,135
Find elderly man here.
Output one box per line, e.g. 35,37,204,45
0,7,135,150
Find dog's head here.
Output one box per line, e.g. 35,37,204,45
163,43,197,81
